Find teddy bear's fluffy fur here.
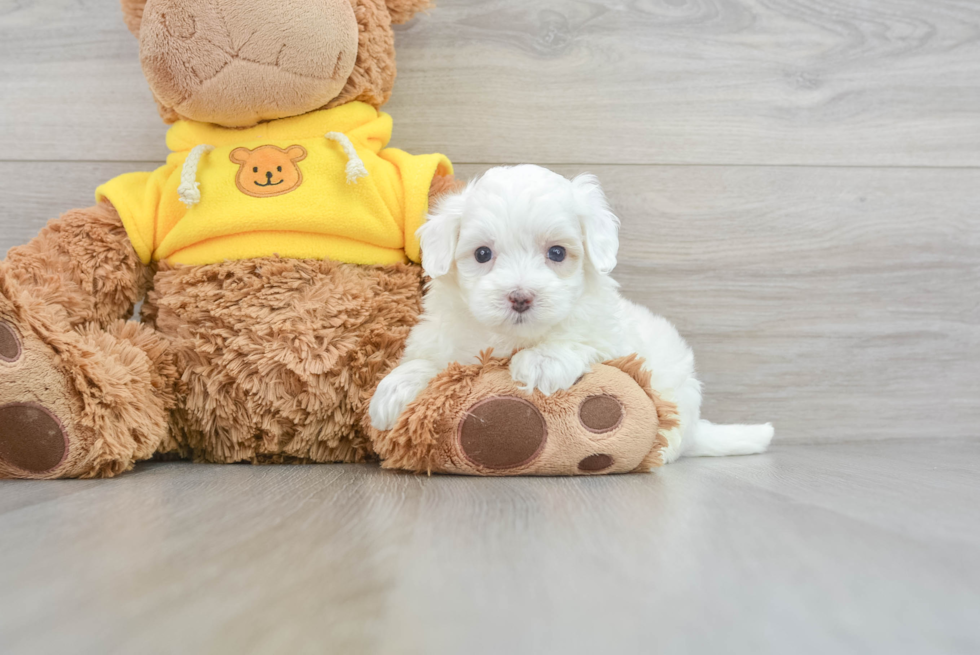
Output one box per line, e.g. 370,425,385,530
147,258,425,466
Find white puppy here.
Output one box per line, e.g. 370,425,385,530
370,165,773,462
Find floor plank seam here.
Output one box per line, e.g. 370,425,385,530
3,159,980,171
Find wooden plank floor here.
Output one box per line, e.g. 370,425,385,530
1,441,979,655
1,0,979,652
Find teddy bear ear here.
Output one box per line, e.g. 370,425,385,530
120,0,148,37
385,0,432,25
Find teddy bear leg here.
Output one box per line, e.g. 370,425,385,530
0,203,173,479
376,356,679,476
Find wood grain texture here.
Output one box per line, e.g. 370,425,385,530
3,161,977,443
0,441,978,654
2,0,980,165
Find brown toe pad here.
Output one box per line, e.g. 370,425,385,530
459,396,547,470
579,395,624,433
578,453,614,472
0,403,68,473
0,321,21,363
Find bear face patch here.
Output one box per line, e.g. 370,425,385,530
230,145,307,198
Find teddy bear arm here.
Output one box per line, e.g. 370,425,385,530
428,172,465,206
3,201,152,329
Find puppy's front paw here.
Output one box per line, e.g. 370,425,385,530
369,363,438,431
510,347,590,396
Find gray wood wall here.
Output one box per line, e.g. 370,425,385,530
1,0,978,442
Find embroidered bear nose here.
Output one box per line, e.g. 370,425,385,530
266,171,273,180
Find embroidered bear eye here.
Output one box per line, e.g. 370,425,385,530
475,247,493,264
277,166,282,172
548,246,567,262
253,167,259,173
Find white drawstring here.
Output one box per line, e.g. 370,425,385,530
177,144,215,207
325,132,368,184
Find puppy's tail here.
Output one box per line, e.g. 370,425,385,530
685,420,774,457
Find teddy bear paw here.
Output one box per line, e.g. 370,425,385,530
454,388,637,475
376,358,673,477
0,319,71,478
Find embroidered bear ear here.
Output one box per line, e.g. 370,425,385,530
120,0,148,37
285,146,308,163
229,148,253,165
385,0,432,25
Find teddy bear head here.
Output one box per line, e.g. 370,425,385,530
121,0,431,128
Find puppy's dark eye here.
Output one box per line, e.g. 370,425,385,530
253,167,259,173
475,247,493,264
277,166,282,172
548,246,567,263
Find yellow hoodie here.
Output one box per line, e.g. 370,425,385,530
96,102,453,266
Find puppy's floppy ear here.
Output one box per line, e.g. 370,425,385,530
418,185,468,278
121,0,148,37
571,173,620,275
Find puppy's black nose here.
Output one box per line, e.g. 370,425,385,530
266,171,273,179
508,291,534,314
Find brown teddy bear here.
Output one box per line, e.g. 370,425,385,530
0,0,672,479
